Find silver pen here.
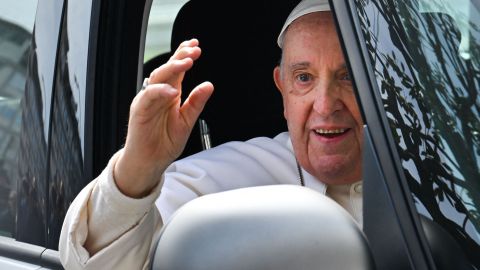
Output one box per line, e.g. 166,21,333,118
199,118,212,150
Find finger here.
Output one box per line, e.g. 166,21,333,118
170,46,201,62
173,38,199,55
149,58,194,85
180,81,214,129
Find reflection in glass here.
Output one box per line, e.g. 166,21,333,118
46,0,91,250
0,16,33,237
17,32,48,246
16,0,63,246
356,0,480,267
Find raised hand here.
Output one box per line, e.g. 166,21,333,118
114,39,214,198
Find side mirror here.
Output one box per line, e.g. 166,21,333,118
151,185,375,270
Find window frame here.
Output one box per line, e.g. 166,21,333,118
330,0,453,269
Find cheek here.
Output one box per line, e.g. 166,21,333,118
344,94,364,144
283,98,309,128
343,92,363,126
352,103,363,129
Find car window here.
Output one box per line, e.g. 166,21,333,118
44,0,93,249
0,0,38,238
355,0,480,267
144,0,188,62
15,0,64,247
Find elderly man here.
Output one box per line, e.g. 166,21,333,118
59,0,364,269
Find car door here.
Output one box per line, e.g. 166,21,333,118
0,0,151,268
333,0,480,269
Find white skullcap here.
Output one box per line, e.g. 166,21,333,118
277,0,331,48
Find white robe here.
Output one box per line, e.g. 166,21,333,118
59,132,362,270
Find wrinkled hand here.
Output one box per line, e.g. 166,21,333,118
114,39,214,198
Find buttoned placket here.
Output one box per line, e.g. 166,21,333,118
349,182,363,228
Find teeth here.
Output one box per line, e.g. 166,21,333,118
315,128,346,134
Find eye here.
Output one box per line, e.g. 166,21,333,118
295,73,313,83
290,71,314,95
340,71,351,81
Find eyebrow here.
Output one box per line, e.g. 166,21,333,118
288,62,310,72
288,62,348,71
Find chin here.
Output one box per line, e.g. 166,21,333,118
309,156,361,184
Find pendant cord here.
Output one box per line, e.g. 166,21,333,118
296,160,305,187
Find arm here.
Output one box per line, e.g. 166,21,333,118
59,38,214,269
59,151,163,270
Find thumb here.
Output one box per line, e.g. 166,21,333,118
179,81,214,129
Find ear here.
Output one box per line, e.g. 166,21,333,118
273,66,288,120
273,66,283,94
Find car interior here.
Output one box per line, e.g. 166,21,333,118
143,0,299,159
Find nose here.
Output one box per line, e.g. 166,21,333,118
312,81,344,117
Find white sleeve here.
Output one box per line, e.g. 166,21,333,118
59,150,164,270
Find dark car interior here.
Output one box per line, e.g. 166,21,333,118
143,0,299,159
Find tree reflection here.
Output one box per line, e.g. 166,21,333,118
356,0,480,265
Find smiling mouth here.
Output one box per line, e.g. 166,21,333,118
314,128,350,138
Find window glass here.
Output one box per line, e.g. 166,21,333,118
355,0,480,267
144,0,188,62
0,0,38,238
46,0,92,249
16,0,64,246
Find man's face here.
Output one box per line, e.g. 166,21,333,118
274,12,363,185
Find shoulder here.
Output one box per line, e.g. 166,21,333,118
169,131,295,174
186,131,292,161
160,132,298,220
248,131,291,146
167,131,296,180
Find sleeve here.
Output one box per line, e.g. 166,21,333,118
59,150,164,270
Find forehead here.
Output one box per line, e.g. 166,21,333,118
282,11,338,54
281,12,345,72
282,12,341,52
285,11,335,38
